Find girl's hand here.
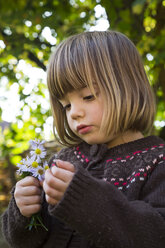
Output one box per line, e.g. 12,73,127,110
14,176,42,218
43,160,75,205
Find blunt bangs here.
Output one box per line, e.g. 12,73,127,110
47,34,98,100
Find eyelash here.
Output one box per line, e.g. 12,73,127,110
63,104,71,111
62,94,95,111
83,94,95,100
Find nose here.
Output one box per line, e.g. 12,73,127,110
70,103,85,119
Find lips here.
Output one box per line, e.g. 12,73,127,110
77,124,92,134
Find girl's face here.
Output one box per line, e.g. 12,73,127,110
59,86,111,145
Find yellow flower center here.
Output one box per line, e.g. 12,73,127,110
38,169,44,175
32,161,39,168
35,148,41,155
44,165,49,170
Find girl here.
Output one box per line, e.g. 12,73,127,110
2,31,165,248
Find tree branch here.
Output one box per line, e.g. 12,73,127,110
27,51,46,71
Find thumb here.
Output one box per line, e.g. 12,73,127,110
55,160,75,173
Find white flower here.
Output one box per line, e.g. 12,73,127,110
29,139,47,161
26,157,41,169
29,139,45,146
43,161,49,171
16,139,48,181
32,166,45,181
16,158,30,175
16,139,49,231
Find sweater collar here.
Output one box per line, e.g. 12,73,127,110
79,136,165,160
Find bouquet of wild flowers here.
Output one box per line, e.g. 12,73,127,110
16,139,49,231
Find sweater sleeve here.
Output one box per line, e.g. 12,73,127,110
1,188,50,248
48,162,165,248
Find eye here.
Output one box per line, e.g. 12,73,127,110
63,103,71,111
83,94,95,100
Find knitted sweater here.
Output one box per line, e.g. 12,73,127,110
2,135,165,248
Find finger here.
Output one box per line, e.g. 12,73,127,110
18,176,40,187
55,160,75,173
44,184,63,201
17,195,42,206
20,204,41,217
20,186,42,196
45,194,59,205
44,170,66,192
51,166,74,183
40,180,43,187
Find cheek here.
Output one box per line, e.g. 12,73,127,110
66,114,73,129
94,103,104,120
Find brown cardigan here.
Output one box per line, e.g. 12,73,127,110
2,136,165,248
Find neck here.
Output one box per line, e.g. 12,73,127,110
107,130,144,149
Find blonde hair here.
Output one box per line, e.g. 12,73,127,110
47,31,156,146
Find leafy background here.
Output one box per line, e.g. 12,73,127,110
0,0,165,246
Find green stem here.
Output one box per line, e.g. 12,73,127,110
26,213,48,231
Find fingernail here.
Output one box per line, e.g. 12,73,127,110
51,161,58,167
